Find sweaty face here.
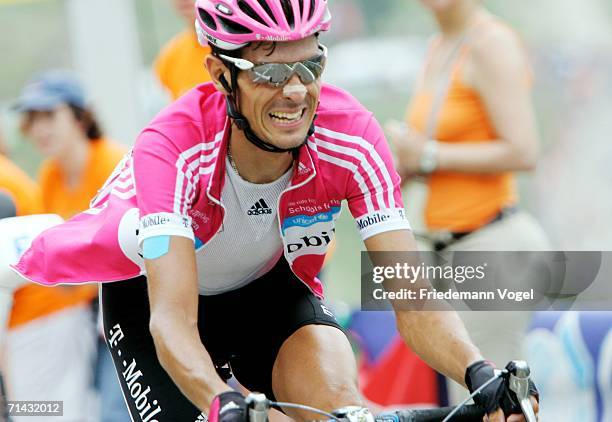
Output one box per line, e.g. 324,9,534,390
23,104,83,159
236,36,322,151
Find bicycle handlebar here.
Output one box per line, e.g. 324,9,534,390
245,360,537,422
391,405,484,422
248,396,485,422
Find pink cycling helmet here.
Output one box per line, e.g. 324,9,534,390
195,0,331,50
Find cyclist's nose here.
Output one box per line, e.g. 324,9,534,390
282,75,307,102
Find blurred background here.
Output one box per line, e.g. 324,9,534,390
1,0,612,420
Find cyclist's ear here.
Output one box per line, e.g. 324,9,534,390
205,55,232,96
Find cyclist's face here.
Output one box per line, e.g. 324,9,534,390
22,104,83,159
236,36,322,150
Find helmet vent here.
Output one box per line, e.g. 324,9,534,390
280,0,295,29
218,15,253,34
215,3,233,15
198,8,218,30
297,0,303,17
237,0,267,26
308,0,315,20
256,0,278,25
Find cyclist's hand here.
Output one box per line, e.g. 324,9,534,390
486,397,538,421
466,361,539,421
209,391,248,422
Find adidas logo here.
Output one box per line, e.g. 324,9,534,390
195,412,208,422
247,199,272,216
297,162,310,176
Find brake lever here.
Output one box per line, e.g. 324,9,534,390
507,361,537,422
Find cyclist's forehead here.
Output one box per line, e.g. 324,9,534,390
243,37,320,64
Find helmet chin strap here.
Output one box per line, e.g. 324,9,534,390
219,69,314,155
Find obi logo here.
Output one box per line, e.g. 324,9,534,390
286,229,335,254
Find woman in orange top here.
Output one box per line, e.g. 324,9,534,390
388,0,549,411
390,0,547,239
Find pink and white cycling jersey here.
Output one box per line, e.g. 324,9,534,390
12,83,410,297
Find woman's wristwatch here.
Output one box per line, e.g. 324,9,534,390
419,139,439,174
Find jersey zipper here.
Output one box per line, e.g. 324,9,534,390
204,186,226,247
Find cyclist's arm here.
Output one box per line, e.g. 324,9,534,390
146,236,229,412
434,26,539,173
364,229,483,387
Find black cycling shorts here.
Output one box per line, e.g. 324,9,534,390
101,257,343,421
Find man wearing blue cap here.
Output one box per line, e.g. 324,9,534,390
6,70,129,421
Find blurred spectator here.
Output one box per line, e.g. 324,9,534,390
16,73,126,218
526,311,612,421
154,0,212,100
387,0,549,404
327,0,365,41
11,70,128,421
0,155,42,418
534,45,612,249
0,157,42,218
0,122,8,156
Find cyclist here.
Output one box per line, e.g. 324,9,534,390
12,1,538,421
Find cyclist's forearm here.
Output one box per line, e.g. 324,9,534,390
150,315,229,411
395,310,482,387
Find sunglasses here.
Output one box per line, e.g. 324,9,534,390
219,45,327,88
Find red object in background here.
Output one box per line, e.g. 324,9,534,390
360,336,440,406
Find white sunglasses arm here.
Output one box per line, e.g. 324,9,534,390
218,54,254,70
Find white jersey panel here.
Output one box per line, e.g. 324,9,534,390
195,158,292,295
0,214,64,289
0,214,64,343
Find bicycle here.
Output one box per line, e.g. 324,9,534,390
244,360,537,422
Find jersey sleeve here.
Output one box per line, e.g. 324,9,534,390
132,129,197,246
346,116,411,240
